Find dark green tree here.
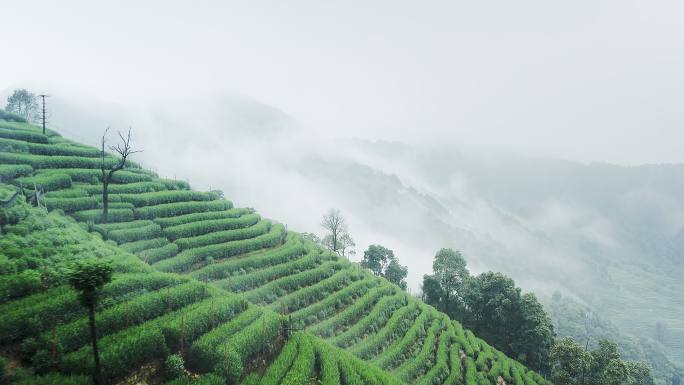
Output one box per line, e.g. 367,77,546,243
360,244,393,276
514,292,556,374
466,272,521,348
589,340,626,385
625,361,654,385
384,257,408,290
67,259,113,385
5,89,38,122
550,337,592,385
360,245,407,289
421,248,470,320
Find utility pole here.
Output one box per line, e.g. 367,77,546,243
38,94,49,135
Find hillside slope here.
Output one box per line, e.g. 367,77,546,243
0,116,552,385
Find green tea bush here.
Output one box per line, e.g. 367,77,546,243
311,286,400,341
107,223,163,244
138,243,179,264
39,281,208,353
244,259,343,304
0,109,28,122
120,237,169,253
91,219,155,238
222,250,322,292
153,208,251,228
188,306,263,372
154,224,286,273
174,219,271,250
0,137,29,152
164,353,186,380
395,317,444,381
259,333,299,385
288,277,377,327
163,213,260,241
280,333,315,385
44,196,98,213
349,301,419,358
416,321,452,385
372,308,433,370
0,164,33,179
135,200,232,219
71,208,134,223
159,295,244,352
189,236,306,282
24,142,102,157
43,188,89,198
112,190,217,207
60,324,169,381
0,128,47,143
16,173,71,191
271,268,363,314
0,151,138,169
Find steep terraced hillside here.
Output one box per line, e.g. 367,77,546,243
0,116,553,385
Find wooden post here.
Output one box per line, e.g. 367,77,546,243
211,301,215,329
179,314,185,357
125,301,130,327
51,320,57,363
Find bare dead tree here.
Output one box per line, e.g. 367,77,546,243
101,128,141,223
321,208,355,256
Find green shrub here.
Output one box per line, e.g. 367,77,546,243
175,219,270,250
0,109,28,123
163,214,260,241
0,137,29,152
44,196,98,213
188,306,263,372
154,224,286,273
107,223,162,244
43,188,89,198
165,354,186,380
71,208,134,223
0,128,47,143
189,235,306,282
244,259,343,304
153,208,251,228
120,237,169,253
135,200,232,219
0,151,138,169
0,164,33,179
60,324,169,381
16,173,71,191
38,281,208,353
138,243,179,264
112,190,218,208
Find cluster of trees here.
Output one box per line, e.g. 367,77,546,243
421,248,555,372
359,244,408,290
550,337,656,385
308,209,408,290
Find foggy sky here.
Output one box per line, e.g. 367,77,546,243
2,0,684,165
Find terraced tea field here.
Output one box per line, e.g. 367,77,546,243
0,117,553,385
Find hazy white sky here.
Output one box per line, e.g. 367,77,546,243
1,0,683,164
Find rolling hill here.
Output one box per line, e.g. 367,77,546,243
0,114,554,384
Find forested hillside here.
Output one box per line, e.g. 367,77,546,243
0,115,552,384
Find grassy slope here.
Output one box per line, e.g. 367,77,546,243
0,117,552,385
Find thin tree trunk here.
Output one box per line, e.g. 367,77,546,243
89,304,104,385
102,180,109,224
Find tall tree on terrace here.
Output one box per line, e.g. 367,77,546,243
361,244,408,289
321,208,355,257
67,259,113,385
100,128,140,223
421,248,470,321
5,89,38,122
